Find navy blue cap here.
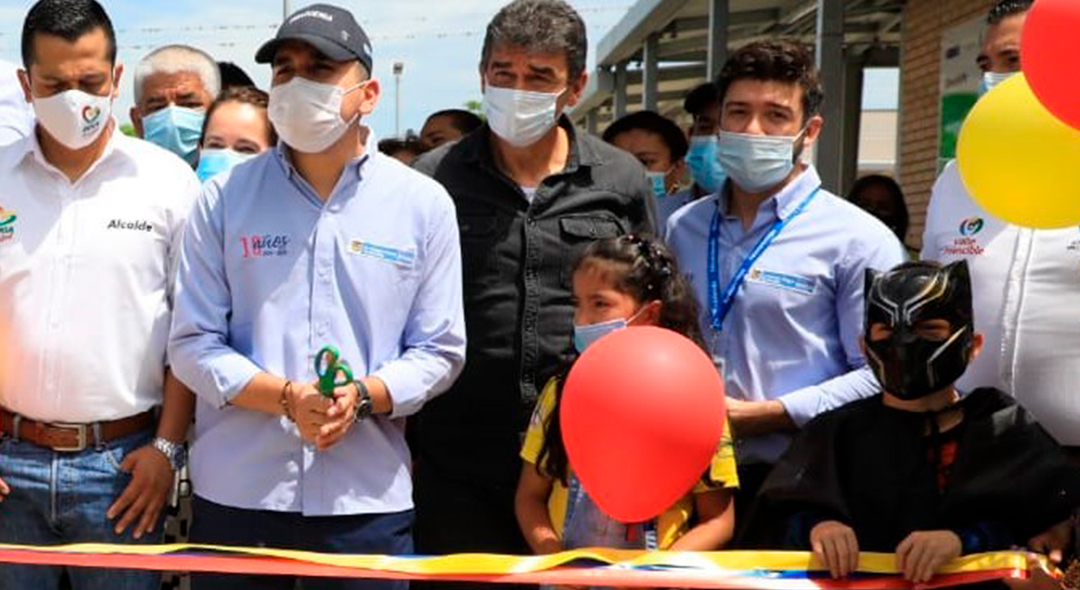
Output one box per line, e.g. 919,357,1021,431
256,4,373,73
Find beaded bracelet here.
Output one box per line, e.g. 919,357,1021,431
279,380,296,423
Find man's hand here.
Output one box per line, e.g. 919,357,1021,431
895,530,962,584
316,382,360,451
288,382,333,444
725,398,795,438
811,520,859,579
0,475,9,503
106,445,174,539
1029,518,1075,565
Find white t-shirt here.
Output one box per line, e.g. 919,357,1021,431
922,161,1080,444
0,128,199,422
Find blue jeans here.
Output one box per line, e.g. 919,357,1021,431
190,495,414,590
0,428,163,590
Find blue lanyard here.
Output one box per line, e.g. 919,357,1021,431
708,186,822,333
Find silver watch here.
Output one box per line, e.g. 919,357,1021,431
152,437,187,471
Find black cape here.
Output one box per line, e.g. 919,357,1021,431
742,388,1080,552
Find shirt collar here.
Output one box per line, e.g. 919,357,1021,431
273,125,378,181
21,118,122,179
717,164,822,221
774,164,822,218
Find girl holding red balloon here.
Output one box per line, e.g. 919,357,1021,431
515,234,738,583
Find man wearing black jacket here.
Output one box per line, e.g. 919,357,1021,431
411,0,655,573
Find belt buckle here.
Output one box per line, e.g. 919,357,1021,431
50,423,89,452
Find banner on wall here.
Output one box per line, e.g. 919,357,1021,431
939,15,985,172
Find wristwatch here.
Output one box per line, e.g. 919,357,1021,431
152,437,187,471
354,380,373,422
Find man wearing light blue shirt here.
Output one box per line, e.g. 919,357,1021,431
665,40,904,539
168,5,465,590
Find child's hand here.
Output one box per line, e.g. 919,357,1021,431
1028,518,1075,565
810,520,859,579
1004,554,1065,590
895,530,962,584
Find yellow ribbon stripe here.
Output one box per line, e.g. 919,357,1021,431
0,544,1041,577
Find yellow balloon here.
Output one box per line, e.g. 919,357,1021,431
957,73,1080,228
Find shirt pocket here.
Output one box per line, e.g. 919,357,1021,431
341,238,422,308
458,214,506,287
558,215,627,286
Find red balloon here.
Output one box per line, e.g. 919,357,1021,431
1023,0,1080,130
561,326,726,523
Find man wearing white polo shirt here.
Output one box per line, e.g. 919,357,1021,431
0,1,198,589
922,0,1080,450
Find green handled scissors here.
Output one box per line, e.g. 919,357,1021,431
315,346,354,398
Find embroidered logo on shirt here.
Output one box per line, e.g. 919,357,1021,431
348,240,416,269
942,217,987,257
240,234,290,258
747,269,816,295
959,217,984,236
107,219,154,232
0,206,16,244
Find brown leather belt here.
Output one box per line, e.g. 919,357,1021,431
0,408,154,452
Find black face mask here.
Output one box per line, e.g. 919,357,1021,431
864,261,974,400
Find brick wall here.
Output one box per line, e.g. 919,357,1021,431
900,0,994,248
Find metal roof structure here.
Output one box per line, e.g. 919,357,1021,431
571,0,905,193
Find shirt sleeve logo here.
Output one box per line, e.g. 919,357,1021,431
0,206,16,243
348,240,416,269
240,233,290,258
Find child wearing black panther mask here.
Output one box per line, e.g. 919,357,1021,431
742,261,1080,585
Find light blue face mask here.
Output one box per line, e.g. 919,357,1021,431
646,170,668,199
717,129,805,194
196,148,255,182
143,105,205,167
686,135,727,193
977,71,1016,97
573,307,647,353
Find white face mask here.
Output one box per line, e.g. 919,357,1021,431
33,88,112,150
483,83,563,148
977,71,1016,97
269,77,362,154
717,129,805,194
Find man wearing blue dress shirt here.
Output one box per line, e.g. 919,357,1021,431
665,40,905,539
168,5,466,590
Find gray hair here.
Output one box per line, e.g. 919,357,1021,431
481,0,588,81
133,44,221,105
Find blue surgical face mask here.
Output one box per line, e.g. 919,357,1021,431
196,148,255,182
143,105,205,167
717,129,805,194
572,307,648,353
977,71,1016,97
646,170,668,199
686,135,727,193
